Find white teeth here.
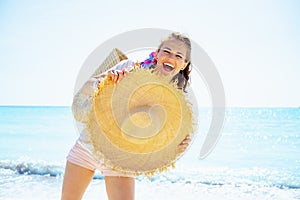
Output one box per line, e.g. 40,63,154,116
163,63,174,69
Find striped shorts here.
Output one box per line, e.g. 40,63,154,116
66,140,133,177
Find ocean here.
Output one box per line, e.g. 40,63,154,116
0,106,299,199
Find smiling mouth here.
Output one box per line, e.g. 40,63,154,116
162,63,174,72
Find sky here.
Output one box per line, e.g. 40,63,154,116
0,0,299,107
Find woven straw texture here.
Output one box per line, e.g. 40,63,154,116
87,68,193,176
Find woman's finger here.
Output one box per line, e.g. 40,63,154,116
108,69,129,84
178,135,191,152
109,70,120,84
116,71,124,83
115,72,120,83
108,70,116,82
181,136,191,144
122,68,129,77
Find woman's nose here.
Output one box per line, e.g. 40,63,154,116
167,52,176,59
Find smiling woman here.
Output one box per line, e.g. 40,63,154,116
61,32,193,200
155,33,191,75
155,39,188,75
155,33,192,92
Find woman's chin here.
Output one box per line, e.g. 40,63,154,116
160,70,173,77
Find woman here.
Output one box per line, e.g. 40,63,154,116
61,32,192,200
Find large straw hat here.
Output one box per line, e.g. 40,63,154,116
86,63,194,176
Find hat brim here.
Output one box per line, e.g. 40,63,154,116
87,68,194,176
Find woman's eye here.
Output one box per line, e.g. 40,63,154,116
176,55,183,59
163,50,170,54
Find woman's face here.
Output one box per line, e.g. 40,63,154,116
154,38,188,77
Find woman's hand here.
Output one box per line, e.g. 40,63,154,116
108,68,129,84
178,135,191,152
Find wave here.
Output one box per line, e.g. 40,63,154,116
0,159,64,177
1,159,299,190
138,168,300,190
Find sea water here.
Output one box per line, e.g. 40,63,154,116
0,106,299,199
